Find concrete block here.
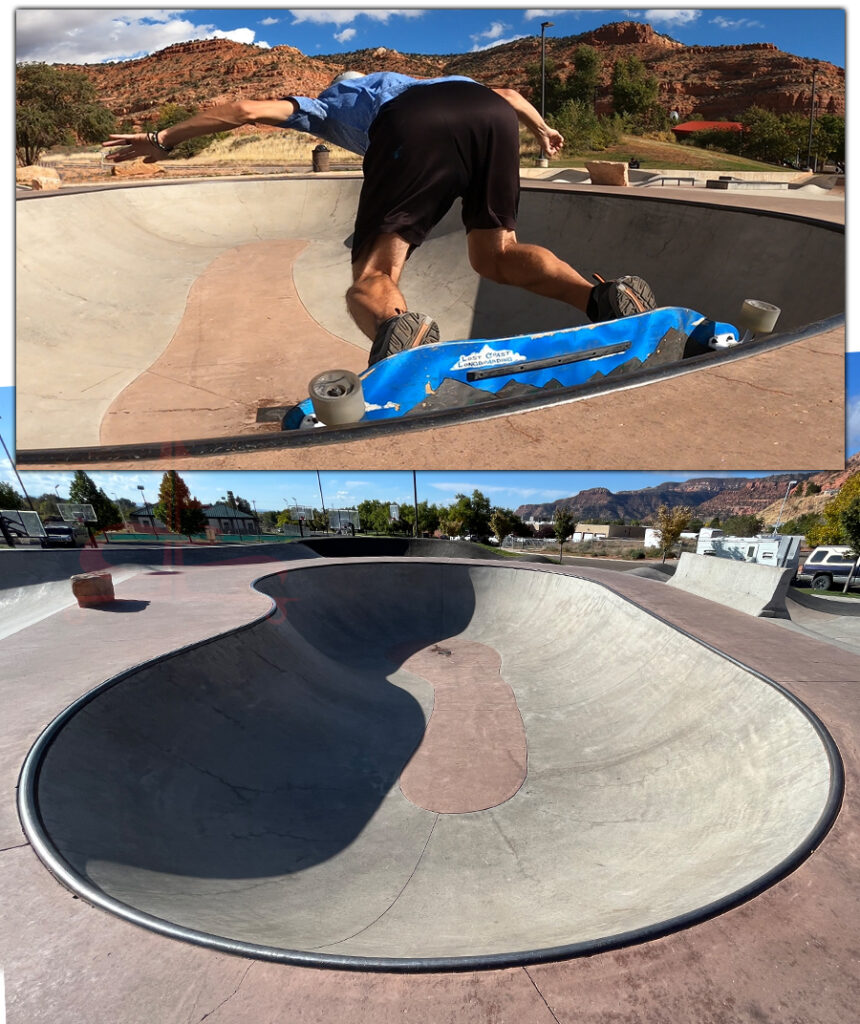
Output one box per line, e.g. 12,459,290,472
70,571,115,607
585,160,630,186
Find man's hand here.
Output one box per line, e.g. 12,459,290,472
538,126,564,158
492,87,564,159
102,133,164,164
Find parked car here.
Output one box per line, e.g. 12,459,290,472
41,524,82,548
795,546,860,591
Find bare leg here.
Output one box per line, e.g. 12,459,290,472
346,233,412,341
467,227,594,312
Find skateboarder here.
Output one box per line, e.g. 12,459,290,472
103,71,656,365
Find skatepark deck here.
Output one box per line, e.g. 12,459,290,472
1,548,857,1021
15,176,844,469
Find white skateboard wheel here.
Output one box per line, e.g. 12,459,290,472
739,299,781,333
308,369,365,425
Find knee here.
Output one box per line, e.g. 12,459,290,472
468,246,506,283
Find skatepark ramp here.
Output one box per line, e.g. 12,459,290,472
15,178,844,458
667,552,795,618
19,560,841,970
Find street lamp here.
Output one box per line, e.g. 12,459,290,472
540,21,554,121
287,496,303,537
806,64,817,171
137,484,157,539
773,480,798,535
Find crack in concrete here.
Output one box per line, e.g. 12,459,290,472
522,966,563,1023
310,813,440,952
198,962,255,1022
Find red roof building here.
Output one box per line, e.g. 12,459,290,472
672,120,744,138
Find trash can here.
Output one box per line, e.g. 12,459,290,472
312,144,330,172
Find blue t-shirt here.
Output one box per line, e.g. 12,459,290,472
282,72,477,156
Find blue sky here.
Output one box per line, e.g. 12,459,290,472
14,7,846,67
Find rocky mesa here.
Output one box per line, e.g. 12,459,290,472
53,20,843,128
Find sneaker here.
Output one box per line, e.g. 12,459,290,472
368,312,439,366
587,274,657,323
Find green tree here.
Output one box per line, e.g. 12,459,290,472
611,56,659,120
490,508,520,546
654,504,693,563
739,106,793,164
399,500,440,537
525,58,567,117
447,490,493,539
779,511,823,540
553,507,575,563
357,498,396,535
68,470,122,534
838,495,860,592
567,45,601,108
723,514,765,537
815,113,845,167
16,63,115,165
0,482,25,510
154,471,207,540
807,473,860,547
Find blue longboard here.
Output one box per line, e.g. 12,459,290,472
283,307,738,430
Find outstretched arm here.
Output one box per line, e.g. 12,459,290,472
102,98,299,163
492,87,564,158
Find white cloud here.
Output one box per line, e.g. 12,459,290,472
522,10,570,22
471,34,529,53
710,16,765,31
334,28,357,44
15,10,267,64
471,21,510,44
260,17,280,28
643,10,702,29
289,10,422,28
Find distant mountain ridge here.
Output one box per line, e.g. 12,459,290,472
47,20,843,128
515,456,859,524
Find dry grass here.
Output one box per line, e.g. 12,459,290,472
190,131,360,166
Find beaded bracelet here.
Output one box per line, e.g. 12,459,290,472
147,130,173,153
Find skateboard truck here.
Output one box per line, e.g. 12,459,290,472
709,299,780,350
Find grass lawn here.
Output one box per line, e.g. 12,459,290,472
791,584,860,600
530,133,788,173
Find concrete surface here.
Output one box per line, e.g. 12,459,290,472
15,176,844,468
19,558,838,967
1,554,857,1021
667,551,795,618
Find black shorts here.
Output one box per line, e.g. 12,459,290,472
351,81,521,262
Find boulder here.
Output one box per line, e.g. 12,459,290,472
111,159,163,178
16,165,61,190
585,161,630,187
70,572,115,607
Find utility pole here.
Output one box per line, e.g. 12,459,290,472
540,21,554,120
806,64,817,171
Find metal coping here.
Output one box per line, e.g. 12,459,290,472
16,558,846,974
14,313,845,465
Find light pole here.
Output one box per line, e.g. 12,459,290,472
316,471,327,534
806,65,817,171
773,480,798,535
540,21,554,121
137,484,157,538
113,493,129,528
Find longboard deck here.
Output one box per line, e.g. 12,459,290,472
283,307,737,430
